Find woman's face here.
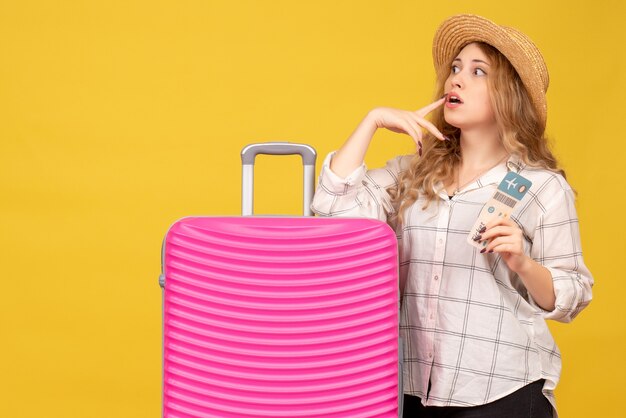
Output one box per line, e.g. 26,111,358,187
443,42,495,131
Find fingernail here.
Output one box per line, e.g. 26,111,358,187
473,234,482,241
480,248,486,254
478,226,487,233
418,148,422,157
443,135,451,141
440,93,447,99
488,250,494,253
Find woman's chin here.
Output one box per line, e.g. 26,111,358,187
443,115,463,129
444,112,497,132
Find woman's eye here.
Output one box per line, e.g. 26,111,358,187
451,65,460,74
474,68,486,76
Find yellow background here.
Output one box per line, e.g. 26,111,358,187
1,1,623,416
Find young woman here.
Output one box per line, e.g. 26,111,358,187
311,14,594,418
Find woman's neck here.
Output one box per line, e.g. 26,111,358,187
443,125,509,196
458,127,508,169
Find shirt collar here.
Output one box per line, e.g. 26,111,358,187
433,153,526,198
478,153,526,187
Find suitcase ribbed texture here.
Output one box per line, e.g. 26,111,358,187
162,217,399,417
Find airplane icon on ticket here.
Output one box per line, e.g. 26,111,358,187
505,177,518,190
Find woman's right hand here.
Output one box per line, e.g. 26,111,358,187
329,96,448,178
368,97,448,155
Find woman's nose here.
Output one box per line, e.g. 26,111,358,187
449,71,463,89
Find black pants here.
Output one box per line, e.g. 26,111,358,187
403,380,553,418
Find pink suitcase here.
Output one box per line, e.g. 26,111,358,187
159,143,401,417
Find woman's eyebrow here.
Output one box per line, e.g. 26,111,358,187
453,58,491,66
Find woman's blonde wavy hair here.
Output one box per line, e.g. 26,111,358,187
388,42,566,227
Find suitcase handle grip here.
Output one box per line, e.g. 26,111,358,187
241,142,317,216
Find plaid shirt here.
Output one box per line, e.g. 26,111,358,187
311,152,594,412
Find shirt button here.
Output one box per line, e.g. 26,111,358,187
438,238,443,244
428,353,433,358
434,275,439,281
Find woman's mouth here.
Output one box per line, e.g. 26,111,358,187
445,93,464,109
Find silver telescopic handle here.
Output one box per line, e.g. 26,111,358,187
241,142,317,216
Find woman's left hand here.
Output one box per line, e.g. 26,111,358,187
477,216,530,273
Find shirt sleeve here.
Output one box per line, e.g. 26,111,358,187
529,182,594,323
310,151,410,222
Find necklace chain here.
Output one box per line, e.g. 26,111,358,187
453,154,509,195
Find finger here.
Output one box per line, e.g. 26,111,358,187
482,241,519,255
411,121,424,144
411,114,445,141
415,96,446,118
480,237,513,254
475,225,516,242
400,119,422,146
401,117,423,144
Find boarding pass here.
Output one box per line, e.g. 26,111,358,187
467,171,532,249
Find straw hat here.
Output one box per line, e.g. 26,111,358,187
432,14,549,129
